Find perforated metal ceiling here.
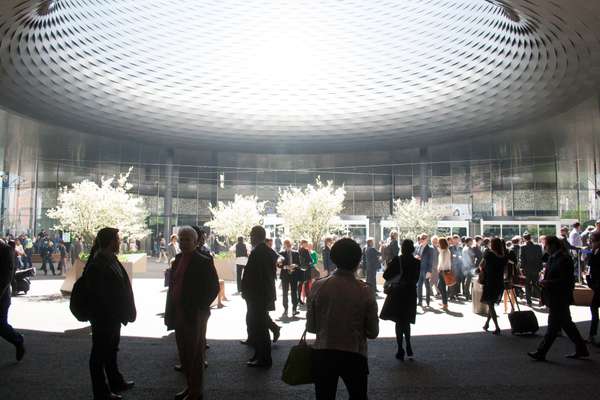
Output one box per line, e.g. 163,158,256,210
1,0,600,152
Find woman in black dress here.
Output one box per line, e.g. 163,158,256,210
380,239,420,361
479,237,507,335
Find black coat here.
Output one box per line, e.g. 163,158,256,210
542,251,575,309
242,243,277,311
588,250,600,307
165,249,219,329
520,242,543,277
0,242,15,297
481,252,506,304
85,252,136,325
278,249,302,280
380,255,420,324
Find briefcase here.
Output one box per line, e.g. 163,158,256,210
508,301,538,335
573,284,593,306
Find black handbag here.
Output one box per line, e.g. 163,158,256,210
282,329,314,385
383,259,403,295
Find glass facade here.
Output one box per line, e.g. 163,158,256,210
1,95,600,242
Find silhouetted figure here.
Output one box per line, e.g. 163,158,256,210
278,239,301,317
0,240,25,361
322,237,336,276
529,236,589,361
380,239,420,361
479,238,507,335
85,228,136,400
437,238,451,310
235,236,248,295
362,238,381,294
416,234,433,307
520,233,543,306
165,226,219,400
588,231,600,345
307,238,379,400
242,226,277,368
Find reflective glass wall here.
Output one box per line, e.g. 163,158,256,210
1,95,600,241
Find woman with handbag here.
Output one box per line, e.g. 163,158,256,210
479,237,507,335
437,238,452,310
380,239,420,361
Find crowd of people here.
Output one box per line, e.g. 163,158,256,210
1,219,599,400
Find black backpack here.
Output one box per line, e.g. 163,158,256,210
70,269,90,322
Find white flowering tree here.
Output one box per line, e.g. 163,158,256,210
47,168,150,244
206,194,265,243
277,178,346,248
392,197,449,240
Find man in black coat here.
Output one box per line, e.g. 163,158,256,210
234,236,248,295
520,233,543,306
0,240,25,361
278,239,301,317
587,231,600,345
242,226,276,368
528,236,588,361
416,234,433,307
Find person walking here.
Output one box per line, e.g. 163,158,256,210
587,231,600,346
234,236,248,295
166,234,180,265
57,240,68,274
416,234,433,307
322,237,336,276
165,226,219,400
528,235,589,361
242,226,277,368
461,237,475,301
437,238,451,310
307,238,379,400
158,236,168,264
278,239,301,317
85,228,136,400
380,239,420,361
479,238,507,335
363,238,381,294
298,240,312,304
520,233,543,307
0,240,25,361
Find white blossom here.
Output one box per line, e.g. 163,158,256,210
277,178,345,248
47,167,150,244
392,197,450,240
206,194,265,242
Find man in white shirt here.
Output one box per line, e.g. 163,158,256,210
569,222,583,248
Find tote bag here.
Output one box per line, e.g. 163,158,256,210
282,329,314,385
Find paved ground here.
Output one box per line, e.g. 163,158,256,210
1,259,600,399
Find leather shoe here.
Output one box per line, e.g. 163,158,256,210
527,351,546,361
240,340,249,345
174,387,188,400
272,326,281,343
246,360,272,368
112,380,134,393
566,349,590,359
94,393,122,400
15,342,25,361
174,364,183,372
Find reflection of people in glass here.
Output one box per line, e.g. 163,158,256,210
453,208,461,216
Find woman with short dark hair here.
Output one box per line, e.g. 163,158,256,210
307,238,379,400
85,227,136,400
380,239,420,361
479,237,507,335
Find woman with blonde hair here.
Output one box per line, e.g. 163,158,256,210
437,237,451,310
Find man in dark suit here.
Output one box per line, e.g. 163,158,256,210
528,236,588,361
242,226,277,368
384,231,399,266
0,240,25,361
520,233,544,306
278,239,301,317
416,234,433,307
362,238,381,294
587,231,600,345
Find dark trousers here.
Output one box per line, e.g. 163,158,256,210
366,266,377,293
537,304,586,355
462,273,472,300
90,320,125,397
590,291,600,338
438,275,448,305
236,265,244,293
524,274,538,305
246,302,271,364
417,273,431,305
41,255,55,274
395,322,412,356
312,349,368,400
0,290,23,346
24,248,33,267
281,272,298,312
58,256,67,272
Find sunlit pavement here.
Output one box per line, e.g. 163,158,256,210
1,262,600,400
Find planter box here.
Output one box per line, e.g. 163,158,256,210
60,254,146,295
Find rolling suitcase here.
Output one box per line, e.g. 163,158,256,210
508,300,538,335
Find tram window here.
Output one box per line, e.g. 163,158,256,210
502,225,520,241
483,225,501,238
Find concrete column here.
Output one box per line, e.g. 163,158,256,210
419,147,429,202
163,148,174,239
